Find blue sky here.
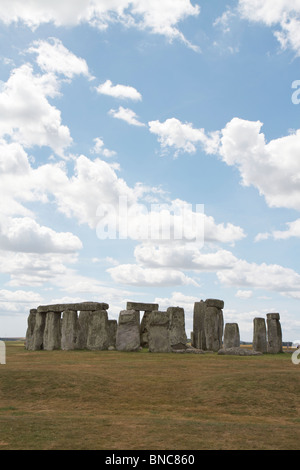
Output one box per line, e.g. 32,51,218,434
1,0,300,342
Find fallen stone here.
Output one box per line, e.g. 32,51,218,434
218,347,262,356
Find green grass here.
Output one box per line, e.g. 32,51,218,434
0,341,299,450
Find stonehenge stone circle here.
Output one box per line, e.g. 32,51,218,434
116,309,141,352
267,313,283,353
25,299,285,355
253,317,267,353
223,323,240,349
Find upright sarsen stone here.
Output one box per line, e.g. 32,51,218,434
25,309,37,350
267,313,282,353
86,310,109,350
61,310,79,350
253,317,267,353
204,306,223,352
192,299,224,351
140,311,153,348
43,312,61,350
76,311,91,349
223,323,240,349
31,311,47,350
167,307,187,347
108,319,117,349
116,310,140,351
193,301,206,349
148,311,171,353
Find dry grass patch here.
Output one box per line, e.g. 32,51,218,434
0,342,299,449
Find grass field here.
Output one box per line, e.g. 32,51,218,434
0,341,299,450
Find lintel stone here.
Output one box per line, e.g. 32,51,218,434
126,301,158,312
37,302,109,313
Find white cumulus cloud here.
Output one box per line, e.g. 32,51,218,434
96,79,142,101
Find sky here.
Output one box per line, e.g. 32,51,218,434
1,0,300,342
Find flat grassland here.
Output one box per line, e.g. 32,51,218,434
0,341,299,450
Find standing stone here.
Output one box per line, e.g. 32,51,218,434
25,309,37,350
148,311,171,353
76,311,92,349
86,310,109,350
204,306,223,352
267,313,283,353
61,310,79,350
43,312,61,350
107,319,117,349
116,310,141,351
223,323,240,349
31,311,47,350
193,301,206,349
167,307,187,347
253,317,267,353
140,310,153,348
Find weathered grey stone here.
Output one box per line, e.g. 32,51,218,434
86,310,109,350
223,323,240,349
140,310,153,348
218,347,262,356
204,306,223,352
37,302,109,313
31,311,47,350
205,299,224,310
43,311,61,350
267,313,283,353
171,342,188,351
253,317,267,353
108,319,117,348
61,310,79,350
76,311,91,349
25,309,37,350
126,302,158,312
193,301,206,349
167,307,187,346
116,310,140,352
148,311,171,353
